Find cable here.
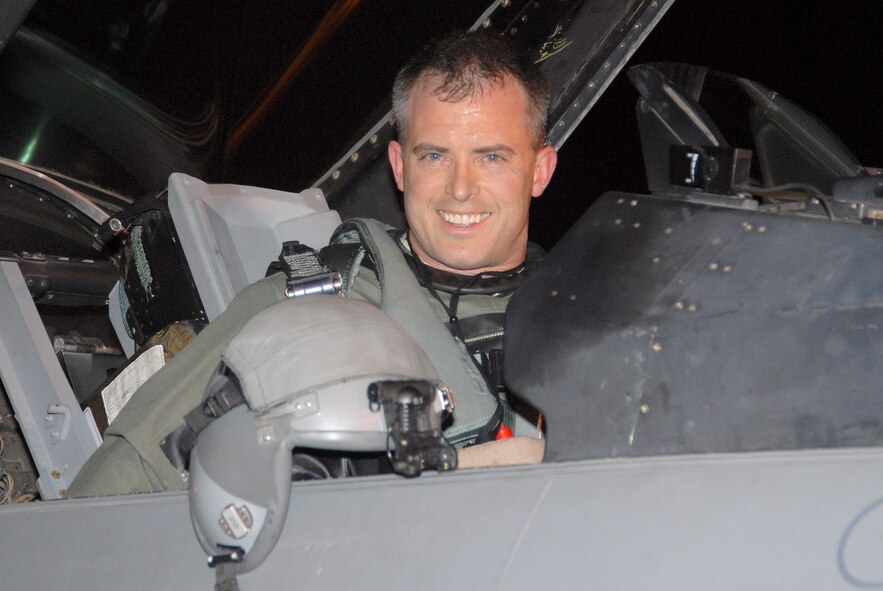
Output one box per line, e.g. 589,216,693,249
742,182,835,221
0,472,13,504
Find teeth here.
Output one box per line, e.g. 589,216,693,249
441,211,490,226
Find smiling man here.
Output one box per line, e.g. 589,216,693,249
388,32,557,274
69,30,556,497
349,30,558,444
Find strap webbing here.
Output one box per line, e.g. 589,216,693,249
332,219,499,443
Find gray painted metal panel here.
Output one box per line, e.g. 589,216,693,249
0,261,99,499
1,448,882,589
508,191,883,462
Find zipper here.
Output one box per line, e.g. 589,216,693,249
463,329,504,346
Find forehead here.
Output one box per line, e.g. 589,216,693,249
403,73,532,136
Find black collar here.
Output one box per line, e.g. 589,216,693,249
397,231,543,296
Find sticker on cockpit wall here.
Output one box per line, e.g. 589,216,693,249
101,345,166,424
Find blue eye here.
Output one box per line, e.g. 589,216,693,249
485,153,501,162
425,152,442,161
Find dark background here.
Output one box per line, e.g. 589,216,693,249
20,0,882,250
533,0,882,247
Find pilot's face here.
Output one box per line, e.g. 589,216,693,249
388,75,556,274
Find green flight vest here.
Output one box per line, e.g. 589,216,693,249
69,219,506,497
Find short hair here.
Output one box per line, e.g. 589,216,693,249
391,30,550,148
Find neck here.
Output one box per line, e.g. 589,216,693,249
400,231,540,295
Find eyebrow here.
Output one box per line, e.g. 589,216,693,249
474,144,515,155
412,143,449,155
411,143,516,155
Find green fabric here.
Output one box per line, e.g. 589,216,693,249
69,275,288,496
69,223,511,497
333,219,500,441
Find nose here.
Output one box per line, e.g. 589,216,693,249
447,162,478,202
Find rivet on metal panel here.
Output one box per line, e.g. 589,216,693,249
482,19,491,28
369,134,378,144
550,290,558,297
614,219,622,225
58,489,66,498
510,27,518,35
708,262,719,271
350,153,359,163
501,0,510,6
687,304,697,313
569,294,577,302
640,403,650,414
651,1,658,7
674,301,684,310
757,226,767,233
331,170,341,180
572,101,580,109
521,15,528,22
652,342,663,352
634,23,642,29
652,256,660,264
811,198,820,204
630,199,638,206
664,227,673,234
617,197,625,204
743,223,753,231
850,203,857,209
603,62,611,69
389,117,396,126
51,470,61,479
587,81,596,89
556,120,565,127
723,265,732,273
632,222,641,229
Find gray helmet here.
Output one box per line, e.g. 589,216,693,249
189,295,453,575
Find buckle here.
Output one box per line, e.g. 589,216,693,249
284,271,342,298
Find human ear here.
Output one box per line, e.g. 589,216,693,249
388,141,405,192
531,145,558,197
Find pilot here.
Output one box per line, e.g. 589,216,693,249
68,29,557,497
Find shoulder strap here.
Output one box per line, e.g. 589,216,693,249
330,219,499,444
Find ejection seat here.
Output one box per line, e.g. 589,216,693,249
108,174,342,356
